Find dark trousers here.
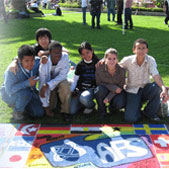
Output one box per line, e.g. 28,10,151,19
95,85,126,116
164,11,169,24
125,8,133,29
91,12,101,28
117,9,122,24
125,82,161,123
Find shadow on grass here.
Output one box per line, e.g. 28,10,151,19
0,15,169,124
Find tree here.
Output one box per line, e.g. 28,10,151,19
11,0,28,12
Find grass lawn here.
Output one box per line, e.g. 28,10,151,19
0,11,169,124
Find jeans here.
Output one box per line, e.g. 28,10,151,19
70,88,95,114
1,88,44,117
95,85,126,116
91,12,101,28
125,8,133,29
82,7,87,24
125,82,161,123
107,8,115,21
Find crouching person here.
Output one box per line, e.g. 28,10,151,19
39,41,71,121
95,48,126,120
1,45,44,120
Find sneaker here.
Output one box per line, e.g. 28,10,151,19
83,108,93,114
13,111,24,120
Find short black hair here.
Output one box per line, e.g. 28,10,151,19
49,41,62,52
78,41,93,55
35,28,52,42
133,38,148,48
18,45,35,61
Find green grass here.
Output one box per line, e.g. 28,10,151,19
0,12,169,124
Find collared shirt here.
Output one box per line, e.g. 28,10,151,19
95,63,125,101
120,54,159,94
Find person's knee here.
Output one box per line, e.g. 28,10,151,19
80,90,94,108
58,80,71,94
94,85,106,97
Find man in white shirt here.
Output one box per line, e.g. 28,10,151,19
120,38,168,122
81,0,88,25
39,41,71,121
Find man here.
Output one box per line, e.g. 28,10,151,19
90,0,103,29
81,0,88,25
39,41,71,121
120,38,168,122
124,0,133,29
164,0,169,27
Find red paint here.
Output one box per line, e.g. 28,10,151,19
9,155,22,162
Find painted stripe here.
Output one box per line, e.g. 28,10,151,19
38,130,70,134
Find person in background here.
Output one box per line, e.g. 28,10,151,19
30,0,45,16
0,45,44,120
120,38,168,122
69,42,99,116
106,0,116,21
116,0,123,25
90,0,103,29
164,0,169,27
95,48,126,120
39,41,71,122
124,0,133,29
43,0,47,9
81,0,88,25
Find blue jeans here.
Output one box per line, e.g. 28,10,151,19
125,8,133,29
125,82,161,123
82,7,87,24
70,88,95,114
91,12,101,28
107,8,115,21
1,88,44,117
95,85,126,116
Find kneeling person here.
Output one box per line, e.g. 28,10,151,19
1,45,44,120
39,41,71,119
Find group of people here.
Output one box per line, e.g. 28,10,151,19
1,27,169,123
81,0,133,30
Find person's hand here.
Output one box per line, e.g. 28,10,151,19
38,50,46,57
9,59,18,75
40,83,49,98
95,59,104,68
40,55,48,64
103,98,109,104
160,86,169,103
29,76,39,87
115,88,122,94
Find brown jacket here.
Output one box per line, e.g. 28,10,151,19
95,63,126,101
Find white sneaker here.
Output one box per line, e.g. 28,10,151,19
83,108,93,114
13,112,24,120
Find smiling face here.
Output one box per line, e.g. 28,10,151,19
50,48,62,65
38,35,50,50
133,42,148,58
81,48,93,62
105,53,118,69
21,55,35,70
